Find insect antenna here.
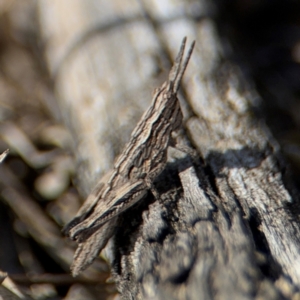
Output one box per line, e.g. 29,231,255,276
173,39,195,92
168,37,187,88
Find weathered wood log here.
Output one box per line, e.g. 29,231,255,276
38,0,300,299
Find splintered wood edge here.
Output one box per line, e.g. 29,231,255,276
0,149,9,164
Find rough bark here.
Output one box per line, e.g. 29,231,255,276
38,0,300,299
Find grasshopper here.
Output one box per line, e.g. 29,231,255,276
63,37,195,275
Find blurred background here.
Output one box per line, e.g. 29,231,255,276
0,0,299,299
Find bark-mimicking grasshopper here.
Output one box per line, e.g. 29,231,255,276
63,37,195,276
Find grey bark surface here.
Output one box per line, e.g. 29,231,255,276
38,0,300,299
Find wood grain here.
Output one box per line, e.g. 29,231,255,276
38,0,300,299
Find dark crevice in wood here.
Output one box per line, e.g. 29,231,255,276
207,147,268,174
273,149,300,212
202,162,221,199
248,207,282,281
